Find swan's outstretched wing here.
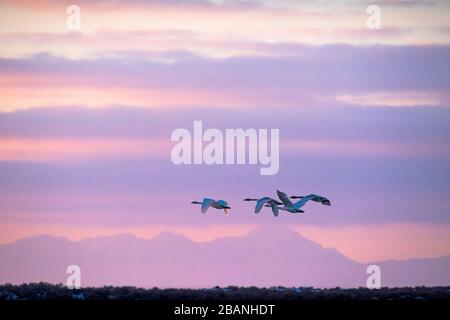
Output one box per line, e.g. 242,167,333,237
294,194,320,209
255,197,274,213
201,198,216,213
216,200,228,207
277,190,294,207
293,194,331,209
271,203,279,217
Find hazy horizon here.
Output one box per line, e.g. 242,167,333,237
1,224,449,288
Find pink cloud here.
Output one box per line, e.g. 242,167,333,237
0,138,169,161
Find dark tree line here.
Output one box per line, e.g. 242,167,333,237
1,283,449,300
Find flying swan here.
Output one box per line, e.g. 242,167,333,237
191,198,231,215
276,189,331,214
244,197,283,217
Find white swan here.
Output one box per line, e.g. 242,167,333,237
277,190,330,213
290,194,331,206
244,197,282,217
191,198,231,215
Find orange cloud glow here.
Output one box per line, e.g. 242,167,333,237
1,0,449,59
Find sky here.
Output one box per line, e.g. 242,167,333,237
0,0,450,263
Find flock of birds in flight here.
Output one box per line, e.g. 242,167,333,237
191,190,331,217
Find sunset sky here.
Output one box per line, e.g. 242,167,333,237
0,0,450,263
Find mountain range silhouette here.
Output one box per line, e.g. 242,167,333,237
0,225,448,288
